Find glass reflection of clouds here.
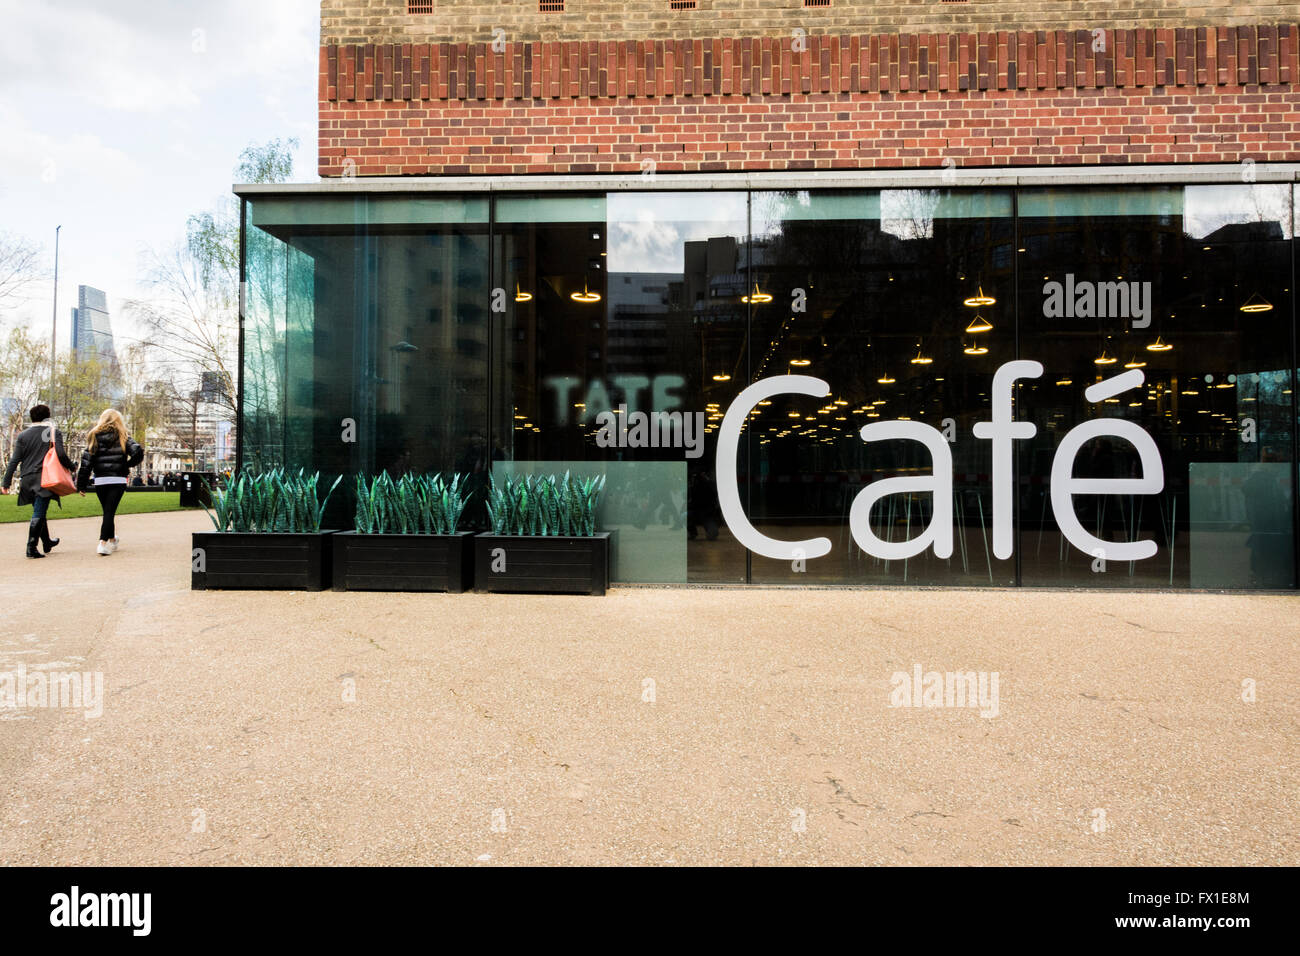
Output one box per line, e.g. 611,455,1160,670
606,193,748,273
1182,184,1294,240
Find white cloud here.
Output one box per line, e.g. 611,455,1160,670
0,103,140,192
1,5,200,113
0,0,317,114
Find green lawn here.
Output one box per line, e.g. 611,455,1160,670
0,491,188,523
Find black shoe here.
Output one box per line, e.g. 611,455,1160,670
26,538,44,559
42,537,59,554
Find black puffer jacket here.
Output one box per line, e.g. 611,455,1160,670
77,429,144,490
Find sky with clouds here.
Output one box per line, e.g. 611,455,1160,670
0,0,320,346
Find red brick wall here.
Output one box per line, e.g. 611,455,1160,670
319,26,1300,175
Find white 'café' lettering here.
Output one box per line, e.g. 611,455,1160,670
715,362,1164,563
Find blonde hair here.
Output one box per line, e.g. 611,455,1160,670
87,409,128,453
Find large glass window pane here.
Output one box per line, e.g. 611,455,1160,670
241,194,490,525
241,201,289,471
747,188,1016,585
1017,185,1295,588
493,191,749,583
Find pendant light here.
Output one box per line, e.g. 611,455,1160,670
965,313,993,334
910,342,933,365
514,283,533,303
963,284,996,307
1123,355,1147,369
570,281,601,303
741,283,772,304
1146,336,1173,352
1239,292,1273,313
1094,348,1117,366
963,340,988,356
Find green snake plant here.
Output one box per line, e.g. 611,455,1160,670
351,472,471,534
484,472,606,536
205,468,341,533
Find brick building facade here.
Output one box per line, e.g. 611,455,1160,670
317,1,1300,176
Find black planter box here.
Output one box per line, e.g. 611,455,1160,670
474,533,610,595
191,531,334,591
332,531,474,593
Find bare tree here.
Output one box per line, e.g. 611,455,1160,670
116,342,171,459
126,240,238,419
0,233,44,312
122,138,300,434
155,377,205,468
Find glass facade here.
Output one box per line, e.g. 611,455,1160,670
240,183,1298,589
244,194,491,497
1016,186,1295,588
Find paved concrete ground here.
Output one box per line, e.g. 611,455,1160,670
0,510,1296,865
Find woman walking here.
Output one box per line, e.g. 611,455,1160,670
1,404,76,558
76,409,145,556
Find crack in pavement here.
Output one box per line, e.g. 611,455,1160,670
1101,612,1180,635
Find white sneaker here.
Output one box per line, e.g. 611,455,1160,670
97,541,111,556
109,538,119,552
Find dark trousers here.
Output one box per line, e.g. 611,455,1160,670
96,485,126,540
28,495,50,545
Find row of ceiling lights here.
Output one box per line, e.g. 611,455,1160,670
734,278,1279,377
520,380,1266,441
514,281,601,304
511,276,1276,386
515,275,1273,312
529,368,1276,430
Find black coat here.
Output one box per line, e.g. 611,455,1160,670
2,423,75,507
77,429,144,491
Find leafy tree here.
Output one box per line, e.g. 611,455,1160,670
236,138,298,186
49,354,111,456
0,325,50,462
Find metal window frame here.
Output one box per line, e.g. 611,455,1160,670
235,164,1300,198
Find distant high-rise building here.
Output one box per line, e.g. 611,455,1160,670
70,285,118,366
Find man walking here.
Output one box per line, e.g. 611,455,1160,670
2,404,76,558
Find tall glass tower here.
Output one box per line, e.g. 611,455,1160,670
70,285,118,365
